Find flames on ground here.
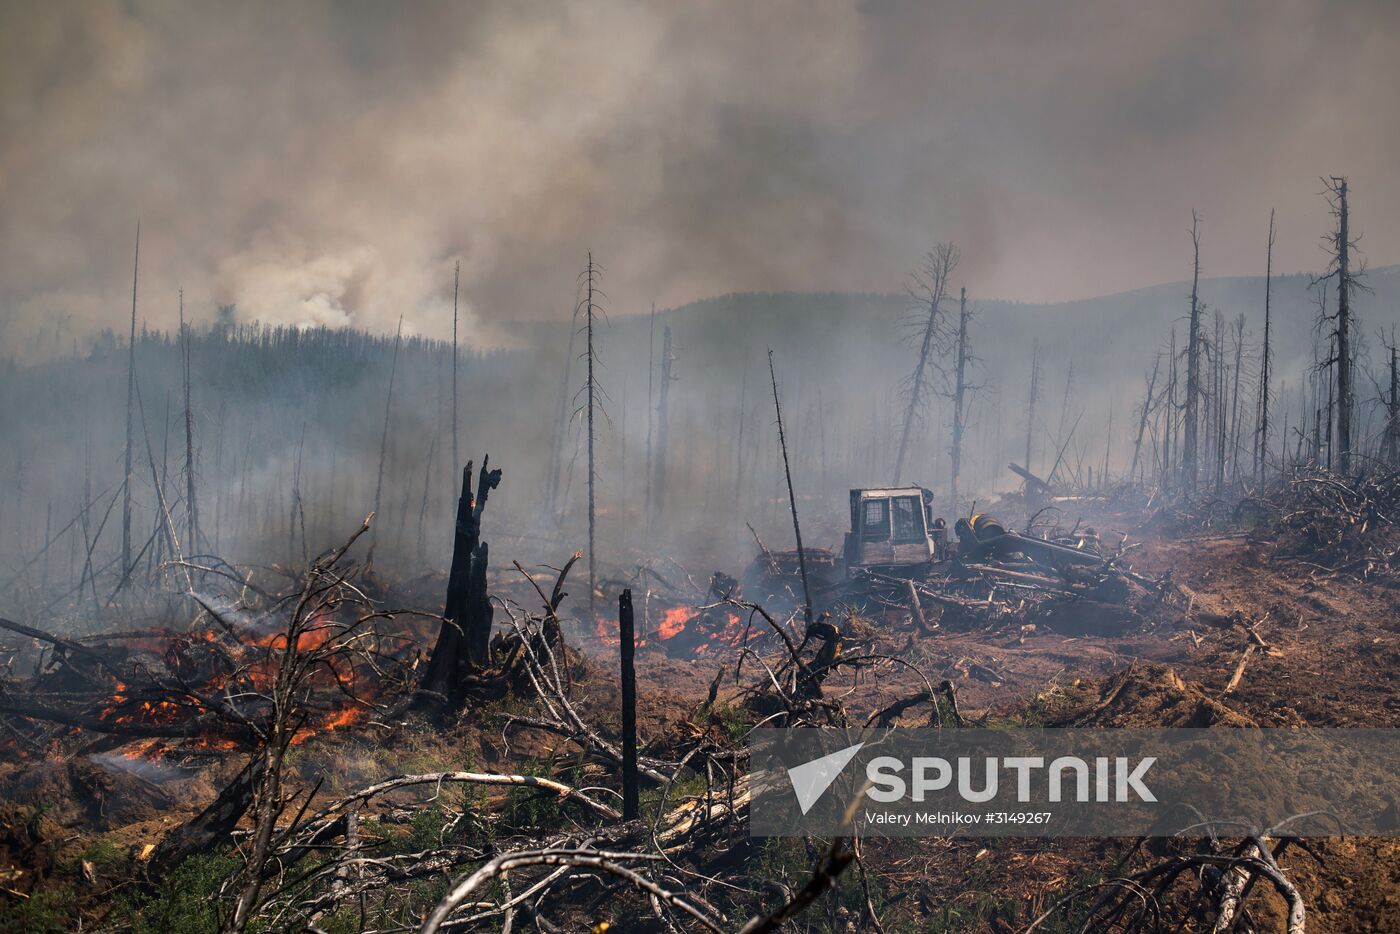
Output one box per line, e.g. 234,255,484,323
592,602,748,657
8,607,383,765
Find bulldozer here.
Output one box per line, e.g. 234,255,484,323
842,486,950,576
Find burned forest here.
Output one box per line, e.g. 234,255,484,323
3,3,1400,933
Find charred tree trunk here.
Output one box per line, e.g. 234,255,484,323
618,588,639,821
1328,177,1356,474
414,458,502,715
1183,212,1203,491
949,287,970,516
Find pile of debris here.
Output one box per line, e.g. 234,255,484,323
1260,466,1400,579
841,512,1176,637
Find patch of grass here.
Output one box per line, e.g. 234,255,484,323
115,852,239,934
640,770,708,819
710,702,753,742
504,754,588,831
0,884,75,934
77,837,127,870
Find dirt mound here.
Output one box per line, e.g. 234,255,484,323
1055,663,1257,728
0,756,209,832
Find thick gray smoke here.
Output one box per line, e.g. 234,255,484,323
3,0,1399,346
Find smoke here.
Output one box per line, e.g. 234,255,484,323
2,0,1400,346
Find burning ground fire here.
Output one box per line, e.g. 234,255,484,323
593,602,748,657
6,605,385,763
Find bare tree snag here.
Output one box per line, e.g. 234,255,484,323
949,286,971,516
650,324,675,532
371,317,404,549
1130,353,1161,483
546,303,579,522
582,253,600,626
895,244,957,484
1256,209,1275,483
1025,339,1041,476
180,287,201,553
451,260,460,488
121,221,140,583
1323,177,1358,474
1386,336,1399,465
644,302,656,526
769,350,812,625
1183,211,1203,491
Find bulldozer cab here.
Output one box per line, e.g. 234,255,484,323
843,486,947,575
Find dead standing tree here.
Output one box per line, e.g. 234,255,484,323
894,243,958,484
1025,339,1041,475
371,317,404,552
546,302,581,522
180,288,201,553
650,323,675,533
643,302,656,525
769,350,812,625
1129,352,1162,484
121,222,140,584
947,286,984,518
1316,177,1366,475
576,253,607,625
451,260,461,490
1182,211,1204,491
1256,209,1276,483
1384,331,1399,465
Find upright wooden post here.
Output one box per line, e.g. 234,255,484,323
619,588,639,820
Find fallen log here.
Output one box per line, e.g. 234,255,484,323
0,700,245,740
149,756,265,878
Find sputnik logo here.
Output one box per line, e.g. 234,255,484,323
786,742,864,814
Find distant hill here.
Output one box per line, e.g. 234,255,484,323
1,267,1396,598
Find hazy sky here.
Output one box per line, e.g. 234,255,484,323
3,0,1398,345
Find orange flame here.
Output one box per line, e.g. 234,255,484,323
658,606,697,640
